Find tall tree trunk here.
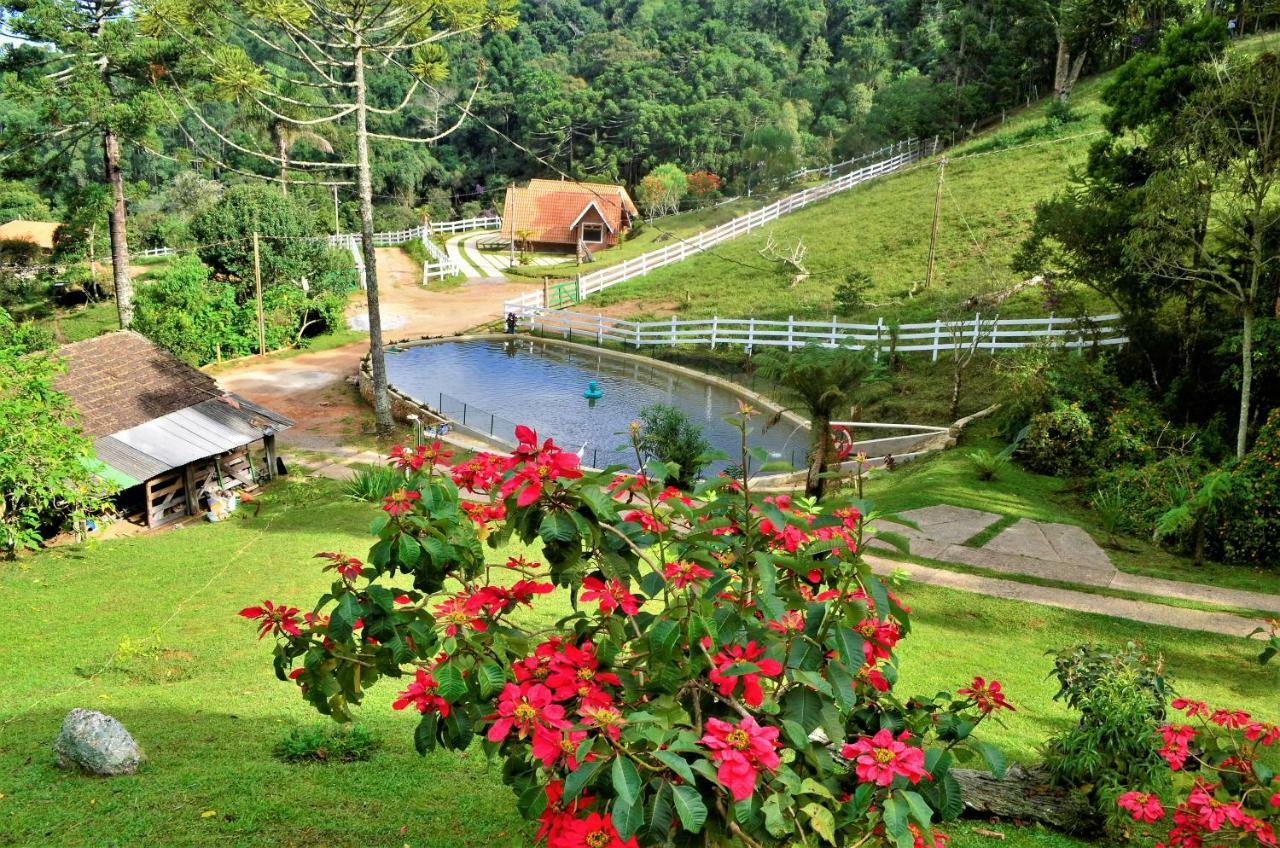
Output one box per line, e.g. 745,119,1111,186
103,130,133,328
806,414,833,501
354,40,394,439
1237,302,1252,459
1053,37,1071,102
277,130,289,196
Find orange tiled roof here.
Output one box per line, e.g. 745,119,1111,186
0,219,61,250
499,180,637,245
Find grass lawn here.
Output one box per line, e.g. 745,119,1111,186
1,477,1275,847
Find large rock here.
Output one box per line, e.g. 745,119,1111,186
53,709,144,776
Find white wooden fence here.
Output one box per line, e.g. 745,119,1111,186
787,138,930,183
504,139,923,314
420,237,459,282
427,215,501,235
135,246,177,258
516,307,1128,356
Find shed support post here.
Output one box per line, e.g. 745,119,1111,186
264,434,278,480
182,463,199,516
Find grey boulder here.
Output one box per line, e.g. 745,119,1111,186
53,709,144,776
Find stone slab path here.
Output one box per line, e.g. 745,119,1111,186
869,504,1280,626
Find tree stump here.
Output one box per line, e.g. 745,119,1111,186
952,765,1097,833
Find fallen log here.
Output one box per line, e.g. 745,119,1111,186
952,765,1097,833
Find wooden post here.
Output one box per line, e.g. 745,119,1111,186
972,312,981,350
264,432,278,480
875,317,884,360
923,157,947,291
252,231,266,356
989,314,1000,354
932,319,942,362
182,462,199,516
710,315,718,350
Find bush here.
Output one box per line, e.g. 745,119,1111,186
1044,643,1171,831
967,448,1009,481
344,465,409,502
132,257,246,365
1220,408,1280,566
637,403,711,489
1020,403,1095,476
1093,454,1208,540
833,271,873,315
274,723,377,763
1094,398,1166,470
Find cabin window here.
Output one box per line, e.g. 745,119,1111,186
581,223,604,243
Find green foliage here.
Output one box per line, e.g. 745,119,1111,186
0,180,52,223
1020,403,1095,476
344,466,408,503
1220,409,1280,567
274,723,377,764
967,448,1009,482
1043,643,1171,821
637,163,688,218
1093,454,1209,541
189,184,328,297
636,403,712,490
0,308,111,553
834,271,873,316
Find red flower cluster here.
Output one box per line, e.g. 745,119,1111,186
499,426,583,507
389,441,452,471
1118,791,1166,823
708,641,783,708
1159,723,1197,770
1159,780,1277,848
753,496,860,558
451,452,506,493
700,716,782,801
382,488,421,517
957,676,1016,714
315,551,363,581
392,669,450,716
842,729,931,787
664,559,714,589
580,576,641,616
238,600,301,639
537,782,637,848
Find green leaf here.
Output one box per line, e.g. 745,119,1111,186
646,782,674,842
565,758,607,800
476,661,506,698
783,688,824,731
611,756,642,805
538,511,577,544
972,741,1007,778
872,530,912,554
612,794,645,842
395,533,421,567
369,513,389,535
434,662,466,702
413,712,438,755
867,577,891,621
883,796,913,848
328,593,361,642
902,790,934,829
827,661,856,711
835,626,868,667
671,784,707,833
753,552,786,621
800,778,836,801
649,619,681,660
763,793,792,837
652,749,696,785
802,802,837,844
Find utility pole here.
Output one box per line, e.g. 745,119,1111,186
252,230,265,356
332,185,341,235
923,157,947,291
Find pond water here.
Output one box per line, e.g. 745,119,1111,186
385,338,808,472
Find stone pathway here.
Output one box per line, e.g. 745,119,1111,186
869,504,1280,625
445,233,565,280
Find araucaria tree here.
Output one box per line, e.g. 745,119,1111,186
0,0,178,328
242,412,1014,847
147,0,516,437
756,345,873,500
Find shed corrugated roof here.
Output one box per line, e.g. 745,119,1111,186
499,180,637,246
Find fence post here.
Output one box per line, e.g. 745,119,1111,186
972,312,981,351
596,314,603,346
830,315,838,347
710,316,719,350
932,319,942,362
787,315,795,350
1047,311,1057,348
670,315,677,347
989,313,1000,354
875,317,884,360
634,322,641,349
747,317,755,355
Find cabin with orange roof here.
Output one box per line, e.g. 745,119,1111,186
498,179,637,255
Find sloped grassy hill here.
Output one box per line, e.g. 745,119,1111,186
590,76,1115,324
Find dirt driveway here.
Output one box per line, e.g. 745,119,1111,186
217,248,536,452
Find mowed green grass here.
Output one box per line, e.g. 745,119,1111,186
1,476,1276,847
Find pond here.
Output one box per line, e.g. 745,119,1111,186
385,337,808,472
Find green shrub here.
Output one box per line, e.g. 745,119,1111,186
1043,643,1171,832
833,271,873,315
1089,487,1127,545
345,466,408,502
967,448,1009,481
274,723,377,764
1020,403,1095,476
1094,398,1166,469
637,403,712,489
1094,453,1208,540
130,256,246,365
1220,408,1280,567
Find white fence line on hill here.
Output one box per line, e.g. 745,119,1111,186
135,246,177,258
503,139,922,314
428,216,502,235
515,307,1129,357
421,237,459,282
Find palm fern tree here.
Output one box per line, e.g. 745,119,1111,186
756,345,873,500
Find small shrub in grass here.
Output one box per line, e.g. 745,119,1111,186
274,723,377,763
1089,487,1127,546
345,465,409,503
1020,403,1095,476
968,448,1009,481
1043,644,1172,833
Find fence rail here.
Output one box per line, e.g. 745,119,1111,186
420,236,460,282
135,246,177,258
516,307,1128,357
503,139,922,314
427,216,502,235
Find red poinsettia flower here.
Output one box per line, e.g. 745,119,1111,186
389,442,450,472
1173,697,1212,718
314,551,363,581
514,637,565,685
699,716,782,801
471,580,554,616
909,824,949,848
551,812,637,848
536,781,596,846
1117,792,1166,823
664,560,714,589
487,683,567,743
1159,723,1197,770
433,594,487,636
451,452,506,493
708,641,783,708
545,641,622,703
501,429,583,507
579,704,626,741
392,669,450,717
238,600,302,639
765,609,805,634
856,663,891,693
531,726,589,771
382,488,421,516
852,618,901,663
622,509,666,534
657,486,694,507
580,576,641,616
957,676,1015,714
841,729,931,786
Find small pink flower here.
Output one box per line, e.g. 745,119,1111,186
841,729,930,786
1118,792,1165,823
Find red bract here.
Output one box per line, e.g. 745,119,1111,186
580,704,626,741
545,641,621,704
765,609,805,634
536,781,595,846
842,729,931,787
382,488,421,516
501,431,582,507
392,669,450,716
461,500,506,526
238,600,301,639
664,560,714,589
1159,724,1197,770
709,641,783,708
622,509,666,534
699,716,782,801
657,486,694,507
1119,792,1167,823
550,811,638,848
487,683,567,742
514,637,565,685
389,441,452,471
957,676,1015,714
315,551,363,581
909,823,949,848
451,452,505,492
580,576,640,616
434,594,487,636
1173,698,1212,718
471,580,554,616
532,726,588,771
853,618,901,663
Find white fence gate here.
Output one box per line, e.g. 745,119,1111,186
514,307,1128,356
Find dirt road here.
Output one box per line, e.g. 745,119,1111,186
217,247,535,451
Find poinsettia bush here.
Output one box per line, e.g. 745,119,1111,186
1116,698,1279,848
241,408,1014,847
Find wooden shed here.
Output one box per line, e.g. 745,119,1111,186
53,331,293,528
